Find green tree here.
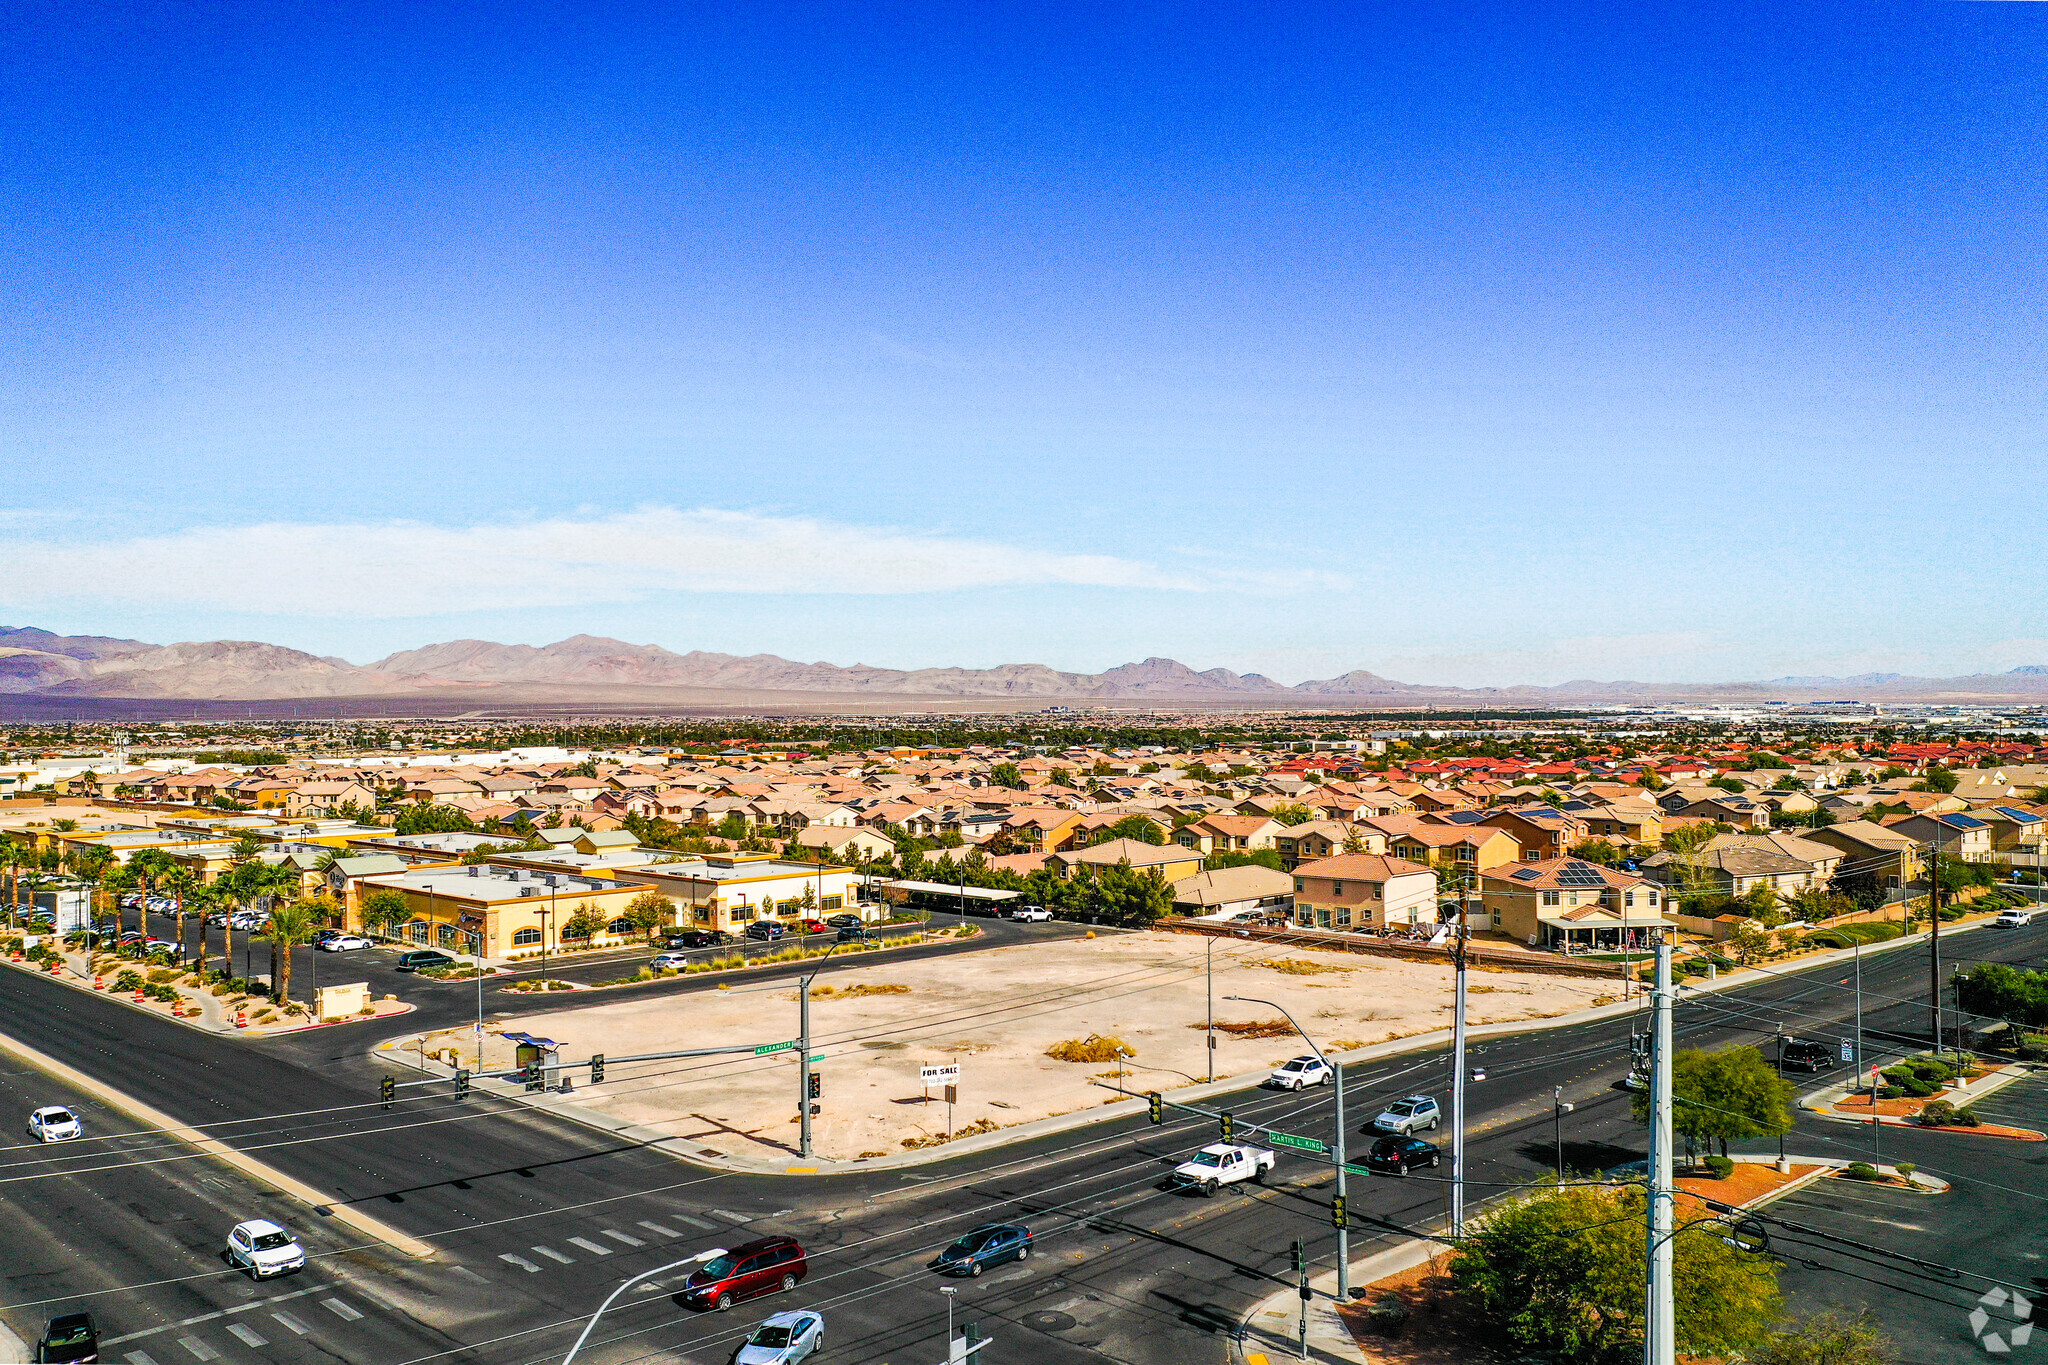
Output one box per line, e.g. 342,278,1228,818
264,898,322,1007
623,890,675,940
1728,918,1774,964
1955,962,2048,1029
1913,764,1958,793
988,762,1024,789
1450,1180,1781,1364
361,890,414,941
1751,1309,1895,1365
1569,838,1623,866
1633,1043,1795,1158
1074,862,1174,925
1267,802,1316,826
561,901,605,942
395,803,477,836
1093,815,1167,846
1205,848,1285,872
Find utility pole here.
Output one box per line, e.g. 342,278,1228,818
1449,922,1469,1237
1551,1086,1572,1179
1644,932,1675,1365
799,973,814,1158
1928,834,1944,1055
1205,935,1215,1084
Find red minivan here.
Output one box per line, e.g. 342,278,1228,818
683,1236,808,1311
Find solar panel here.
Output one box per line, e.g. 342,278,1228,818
1945,814,1987,828
1995,806,2041,822
1512,867,1543,881
1556,861,1608,887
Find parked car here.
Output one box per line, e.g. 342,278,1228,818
734,1310,824,1365
745,921,787,942
928,1223,1032,1277
666,930,731,950
394,950,456,972
34,1312,97,1364
1779,1039,1838,1073
796,919,829,936
1370,1096,1441,1135
140,938,178,955
27,1106,82,1143
1996,908,2036,928
650,952,691,971
1364,1135,1441,1175
1008,905,1053,922
835,927,876,944
682,1236,807,1311
1266,1056,1334,1090
825,913,864,930
317,935,372,952
225,1219,305,1279
1171,1143,1275,1195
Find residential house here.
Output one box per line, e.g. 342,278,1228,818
1478,806,1591,861
1044,839,1205,883
1804,821,1925,887
1169,865,1295,920
285,780,377,820
1481,859,1669,950
1383,825,1522,882
1289,854,1437,931
1274,820,1381,869
1174,814,1285,856
1884,811,1995,864
1636,842,1818,902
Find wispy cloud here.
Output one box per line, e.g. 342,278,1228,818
0,507,1288,617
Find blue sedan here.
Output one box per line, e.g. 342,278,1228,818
928,1223,1032,1277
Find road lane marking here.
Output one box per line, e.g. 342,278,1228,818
176,1337,218,1361
638,1220,680,1238
124,1354,160,1365
103,1287,326,1344
450,1265,490,1283
225,1324,267,1348
601,1229,645,1246
271,1313,310,1336
567,1237,614,1255
500,1254,544,1273
709,1209,753,1223
321,1298,363,1322
673,1213,715,1229
534,1246,575,1264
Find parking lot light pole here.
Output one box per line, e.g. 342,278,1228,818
1552,1087,1572,1179
1227,994,1348,1301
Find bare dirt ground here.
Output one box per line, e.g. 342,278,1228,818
425,929,1618,1162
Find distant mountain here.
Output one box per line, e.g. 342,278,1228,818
6,626,2048,707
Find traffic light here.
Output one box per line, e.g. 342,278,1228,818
1331,1195,1347,1230
1290,1240,1304,1273
380,1076,395,1109
1147,1092,1163,1124
454,1068,470,1098
807,1071,822,1100
590,1053,605,1084
1219,1111,1234,1144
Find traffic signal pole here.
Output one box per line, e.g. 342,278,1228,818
799,974,814,1159
1644,934,1675,1365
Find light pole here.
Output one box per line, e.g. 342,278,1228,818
1227,993,1349,1301
1552,1086,1572,1179
1205,936,1216,1084
560,1248,726,1365
940,1285,957,1356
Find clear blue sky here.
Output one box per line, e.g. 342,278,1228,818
5,2,2045,685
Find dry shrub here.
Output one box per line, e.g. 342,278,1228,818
1046,1033,1136,1063
1194,1018,1297,1039
810,982,910,999
1331,1039,1368,1051
1262,957,1351,976
902,1117,999,1148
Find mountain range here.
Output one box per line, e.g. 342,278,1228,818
3,627,2047,708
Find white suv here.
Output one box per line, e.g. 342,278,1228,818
1371,1096,1442,1134
226,1219,306,1278
1267,1056,1334,1090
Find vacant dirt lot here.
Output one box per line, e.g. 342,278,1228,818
440,930,1615,1162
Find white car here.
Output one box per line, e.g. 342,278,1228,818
1008,905,1053,923
317,935,372,952
226,1219,305,1278
28,1106,82,1142
1267,1056,1334,1090
1371,1096,1442,1134
650,952,691,971
734,1310,825,1364
1996,909,2035,928
1171,1143,1276,1195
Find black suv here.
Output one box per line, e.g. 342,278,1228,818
826,913,864,930
744,920,786,942
836,926,876,944
666,930,731,950
36,1312,98,1363
1364,1135,1441,1175
1780,1039,1838,1073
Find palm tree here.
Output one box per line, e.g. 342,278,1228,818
264,899,319,1008
0,841,21,927
161,865,198,968
251,863,300,991
129,847,173,947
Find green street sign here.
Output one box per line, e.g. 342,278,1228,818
1269,1132,1329,1154
755,1040,799,1056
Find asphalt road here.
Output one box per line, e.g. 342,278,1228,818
0,916,2040,1365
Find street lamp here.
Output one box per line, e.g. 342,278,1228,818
1552,1087,1573,1179
560,1248,727,1365
940,1285,957,1356
1226,993,1352,1301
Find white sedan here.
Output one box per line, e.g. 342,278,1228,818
316,935,373,952
28,1106,82,1142
1267,1056,1334,1090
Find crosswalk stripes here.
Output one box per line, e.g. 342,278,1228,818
224,1324,267,1349
709,1209,753,1224
533,1245,575,1264
638,1220,681,1237
449,1264,491,1283
673,1213,716,1229
567,1236,614,1256
177,1337,218,1360
271,1312,310,1336
500,1253,544,1272
320,1299,363,1322
124,1354,159,1365
601,1228,645,1246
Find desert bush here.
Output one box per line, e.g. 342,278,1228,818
811,983,909,998
1046,1034,1136,1063
1194,1018,1298,1039
1840,1162,1882,1181
1262,956,1351,975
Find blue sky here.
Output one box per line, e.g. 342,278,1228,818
4,2,2045,686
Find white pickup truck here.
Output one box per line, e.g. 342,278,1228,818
1172,1143,1276,1196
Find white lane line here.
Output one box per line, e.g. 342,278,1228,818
672,1213,715,1229
637,1221,680,1238
709,1209,753,1224
601,1229,645,1246
103,1287,325,1345
177,1338,218,1361
533,1245,575,1264
500,1254,544,1273
567,1237,614,1255
225,1324,268,1348
450,1265,491,1283
321,1298,363,1322
124,1354,160,1365
271,1312,310,1336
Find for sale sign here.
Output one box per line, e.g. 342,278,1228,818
920,1064,961,1085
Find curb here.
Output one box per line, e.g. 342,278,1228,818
0,1027,436,1262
